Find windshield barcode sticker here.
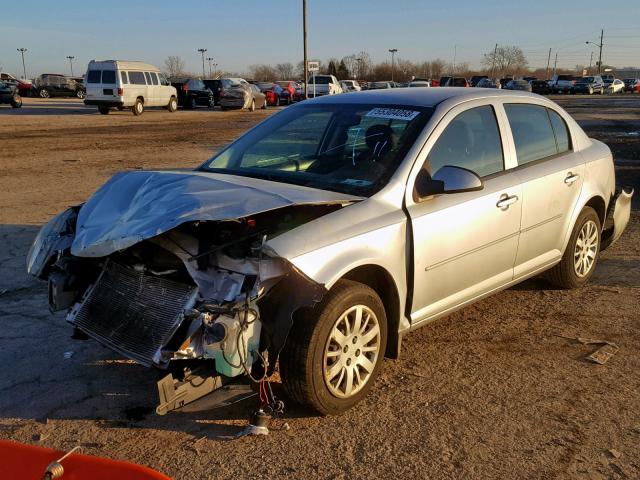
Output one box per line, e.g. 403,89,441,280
366,108,420,121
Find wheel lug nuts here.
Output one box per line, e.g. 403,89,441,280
343,346,348,353
355,349,361,356
352,337,358,344
346,359,352,366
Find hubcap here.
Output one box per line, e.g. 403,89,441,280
574,220,598,277
323,305,381,398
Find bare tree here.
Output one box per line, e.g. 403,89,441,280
248,64,277,81
481,45,528,78
164,56,186,78
275,62,294,79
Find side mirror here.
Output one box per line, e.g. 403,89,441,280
415,165,484,199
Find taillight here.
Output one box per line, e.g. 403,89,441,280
117,87,123,95
572,80,576,84
182,84,189,92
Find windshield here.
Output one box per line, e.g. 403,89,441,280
200,104,433,196
578,77,595,83
221,78,245,88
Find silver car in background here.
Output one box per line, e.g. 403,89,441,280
220,77,267,111
27,88,633,415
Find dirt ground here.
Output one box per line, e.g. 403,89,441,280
0,96,638,479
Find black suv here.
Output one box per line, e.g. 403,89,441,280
571,76,604,95
202,79,222,105
35,74,85,99
170,78,214,108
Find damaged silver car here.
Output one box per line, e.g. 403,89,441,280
27,89,633,415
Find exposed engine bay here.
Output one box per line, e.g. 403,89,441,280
27,170,361,414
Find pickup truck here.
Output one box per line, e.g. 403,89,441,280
549,74,577,94
307,74,342,97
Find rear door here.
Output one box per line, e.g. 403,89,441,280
406,101,522,321
85,68,103,101
502,102,585,278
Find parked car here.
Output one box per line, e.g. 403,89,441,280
170,78,214,109
1,77,34,97
476,78,501,89
438,76,452,87
408,80,431,88
444,77,470,87
606,79,625,94
276,80,301,102
34,74,85,99
622,78,640,93
84,60,178,115
530,80,552,95
257,82,285,106
26,88,632,416
339,80,361,92
220,78,267,111
308,74,342,96
0,81,22,108
601,73,615,85
368,81,393,90
202,79,222,105
549,74,577,94
570,76,604,95
504,80,532,92
470,75,488,87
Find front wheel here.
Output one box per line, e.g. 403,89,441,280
262,99,267,109
280,280,387,415
249,99,255,112
39,89,50,99
546,206,601,289
76,89,86,99
10,95,22,108
166,96,178,112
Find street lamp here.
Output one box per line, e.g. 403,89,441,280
66,56,75,76
213,63,218,78
388,48,398,82
586,29,604,73
17,48,27,80
197,48,207,78
205,57,214,78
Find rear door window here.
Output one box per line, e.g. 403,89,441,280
129,71,146,85
505,104,558,165
547,109,571,154
87,70,101,83
102,70,116,84
151,73,159,85
120,71,129,84
144,72,152,85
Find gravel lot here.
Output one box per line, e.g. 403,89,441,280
0,96,638,479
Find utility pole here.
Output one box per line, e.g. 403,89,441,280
197,48,207,78
545,48,552,79
17,48,27,80
303,0,308,99
66,56,75,76
586,29,604,74
490,43,498,78
213,63,218,77
206,57,214,78
389,48,398,82
553,51,558,76
588,51,593,74
452,45,457,73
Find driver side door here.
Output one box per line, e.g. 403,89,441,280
406,102,522,323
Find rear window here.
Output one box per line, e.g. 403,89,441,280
87,70,101,83
102,70,116,84
129,71,146,85
557,75,573,81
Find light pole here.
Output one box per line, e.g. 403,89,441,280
586,29,604,74
213,63,218,77
588,51,593,74
66,56,75,76
17,48,27,80
388,48,397,82
303,0,308,99
197,48,207,78
206,57,214,78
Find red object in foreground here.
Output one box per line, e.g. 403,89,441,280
0,440,171,480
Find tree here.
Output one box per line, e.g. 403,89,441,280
275,62,294,79
326,59,338,76
248,64,277,81
481,45,528,78
337,60,349,79
164,56,186,78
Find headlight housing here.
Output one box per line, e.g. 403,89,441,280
26,207,78,278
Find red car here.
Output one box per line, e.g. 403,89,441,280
257,82,286,106
276,80,301,103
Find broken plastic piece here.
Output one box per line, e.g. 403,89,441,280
587,343,619,365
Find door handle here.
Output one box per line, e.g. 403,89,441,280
565,172,580,185
496,194,519,209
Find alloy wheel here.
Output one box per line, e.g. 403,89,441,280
574,220,598,277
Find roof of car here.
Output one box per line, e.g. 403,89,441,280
307,87,541,107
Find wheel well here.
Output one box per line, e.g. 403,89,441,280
342,265,401,359
584,195,606,226
137,96,144,103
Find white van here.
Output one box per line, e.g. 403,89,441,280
84,60,178,115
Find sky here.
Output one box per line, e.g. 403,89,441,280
1,0,639,79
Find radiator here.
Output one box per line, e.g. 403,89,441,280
70,261,198,367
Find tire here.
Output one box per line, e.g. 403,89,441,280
117,106,124,111
39,89,50,99
132,98,144,116
249,99,255,112
280,279,388,415
588,87,593,95
76,89,86,99
10,95,22,108
276,96,280,106
166,96,178,112
262,99,268,110
220,106,228,111
546,206,601,289
98,105,110,115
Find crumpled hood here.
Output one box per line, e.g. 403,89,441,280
71,170,361,257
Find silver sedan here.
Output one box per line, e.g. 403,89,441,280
27,88,633,416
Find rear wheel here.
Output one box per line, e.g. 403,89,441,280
546,206,601,289
98,105,110,115
166,96,178,112
262,99,268,109
10,95,22,108
132,98,144,116
39,88,50,98
76,89,86,99
187,96,197,109
280,280,387,415
249,99,255,112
